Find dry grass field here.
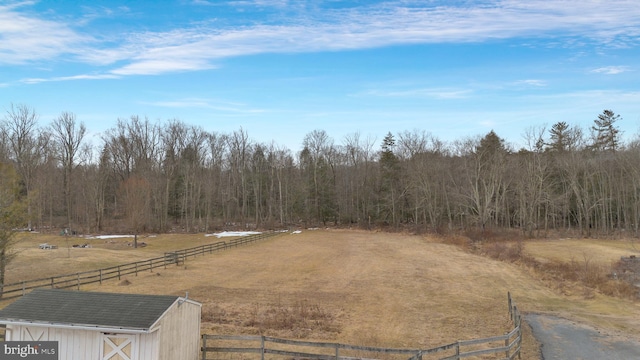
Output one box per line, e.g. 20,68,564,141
524,237,640,266
5,232,216,283
4,229,640,359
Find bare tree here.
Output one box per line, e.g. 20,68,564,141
457,131,511,231
50,112,86,230
226,128,252,225
301,130,337,225
3,104,47,230
179,126,208,231
203,132,227,231
516,126,553,237
120,176,151,247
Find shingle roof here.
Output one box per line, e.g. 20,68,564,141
0,289,180,331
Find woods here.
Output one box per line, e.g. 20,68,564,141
0,105,638,237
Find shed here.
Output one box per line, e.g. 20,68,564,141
0,288,201,360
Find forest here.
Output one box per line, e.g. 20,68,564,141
1,104,638,238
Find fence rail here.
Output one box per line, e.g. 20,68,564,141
201,293,521,360
1,231,283,300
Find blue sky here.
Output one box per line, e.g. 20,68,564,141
2,0,640,152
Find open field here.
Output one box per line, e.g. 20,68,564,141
5,232,216,283
524,237,640,266
5,230,640,359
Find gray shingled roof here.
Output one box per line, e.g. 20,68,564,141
0,289,180,331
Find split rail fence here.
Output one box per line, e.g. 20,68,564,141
201,293,521,360
1,231,282,300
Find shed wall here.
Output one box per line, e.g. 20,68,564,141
157,300,201,360
139,331,160,360
7,325,102,360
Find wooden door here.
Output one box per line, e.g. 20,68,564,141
21,327,48,341
101,333,138,360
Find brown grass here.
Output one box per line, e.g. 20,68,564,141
524,237,640,265
6,232,216,283
6,230,640,359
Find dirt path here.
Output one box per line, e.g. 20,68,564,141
526,314,640,360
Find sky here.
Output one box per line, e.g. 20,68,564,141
1,0,640,152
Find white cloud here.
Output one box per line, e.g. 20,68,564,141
142,98,265,113
0,2,91,65
4,1,640,76
362,88,473,99
110,59,217,75
514,79,547,87
590,66,631,75
100,1,640,75
20,74,120,84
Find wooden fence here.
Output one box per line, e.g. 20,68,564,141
201,293,521,360
1,231,283,300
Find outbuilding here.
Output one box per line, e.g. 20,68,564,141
0,288,201,360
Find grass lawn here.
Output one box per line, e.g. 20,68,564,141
5,229,640,359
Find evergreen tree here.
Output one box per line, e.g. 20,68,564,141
379,132,401,226
0,162,27,297
476,130,507,157
548,121,570,152
591,109,621,152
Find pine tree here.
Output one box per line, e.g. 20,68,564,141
0,162,27,297
379,132,401,226
591,109,621,152
548,122,570,152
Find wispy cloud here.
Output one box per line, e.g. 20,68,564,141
0,2,92,65
223,0,289,7
362,87,473,100
4,1,640,76
20,74,120,84
142,98,265,113
514,79,547,87
590,66,631,75
110,59,217,76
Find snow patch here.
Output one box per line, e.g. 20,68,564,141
205,231,262,238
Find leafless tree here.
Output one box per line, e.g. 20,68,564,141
2,104,48,230
50,112,86,230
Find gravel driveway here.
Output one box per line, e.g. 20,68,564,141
526,313,640,360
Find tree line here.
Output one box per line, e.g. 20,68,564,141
1,104,638,238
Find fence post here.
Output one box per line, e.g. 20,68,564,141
22,281,25,296
99,269,103,284
149,259,153,272
51,277,54,288
117,266,121,280
135,263,138,276
77,273,80,290
335,344,339,360
261,335,265,360
201,334,206,360
505,332,510,359
456,341,460,359
517,320,522,360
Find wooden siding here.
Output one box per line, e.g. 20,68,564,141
157,300,201,360
7,325,102,360
3,297,201,360
139,330,160,360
